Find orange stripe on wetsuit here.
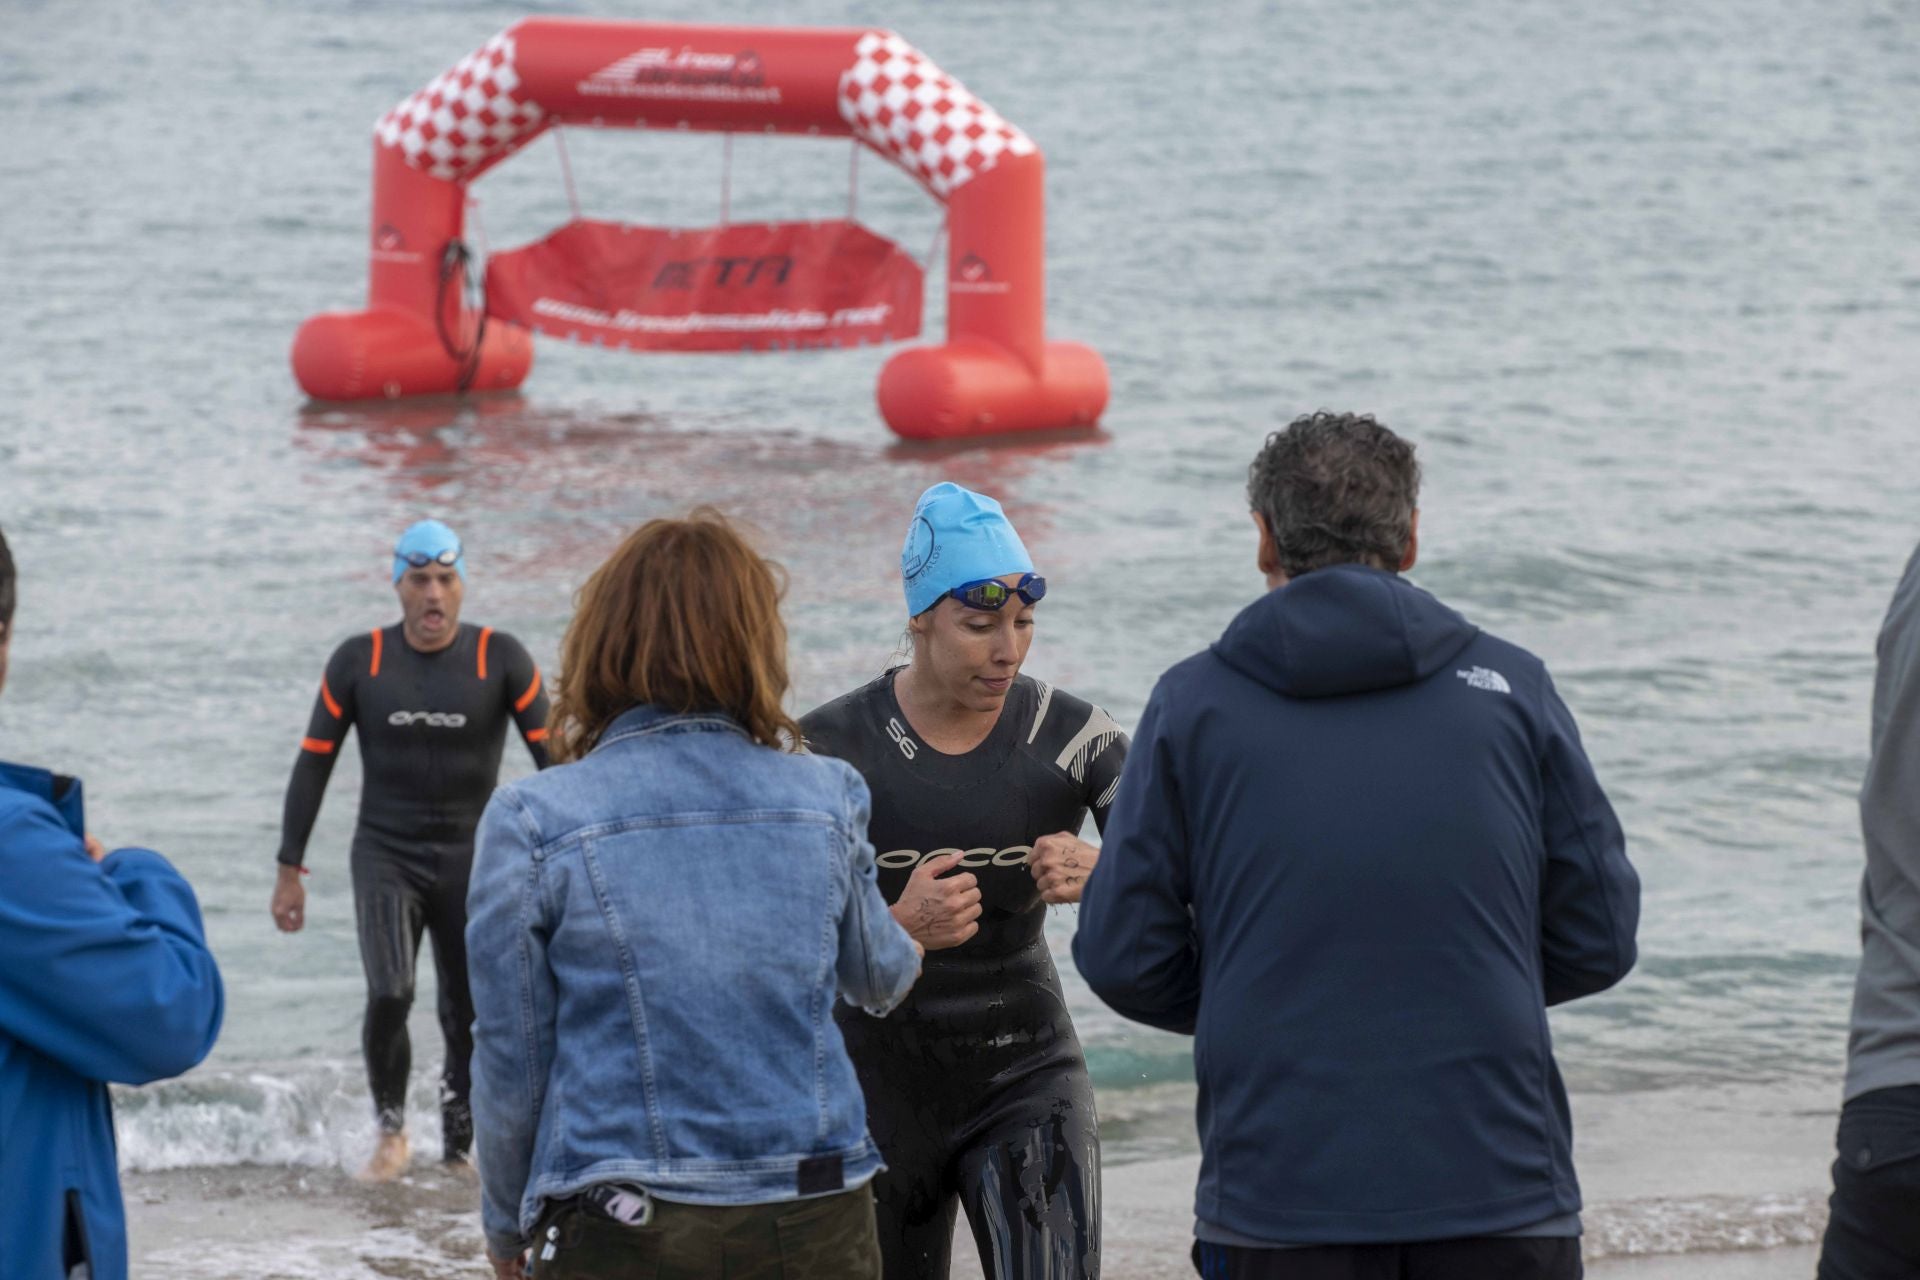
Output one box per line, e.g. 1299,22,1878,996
302,632,376,754
477,627,494,680
303,675,346,754
515,667,543,713
516,665,546,741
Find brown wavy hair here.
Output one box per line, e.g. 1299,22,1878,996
547,509,802,762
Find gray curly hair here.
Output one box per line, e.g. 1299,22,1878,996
1247,412,1420,579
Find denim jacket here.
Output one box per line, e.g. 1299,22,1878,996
467,705,920,1258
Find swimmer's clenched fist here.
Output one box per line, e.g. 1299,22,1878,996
1030,830,1100,904
889,849,982,949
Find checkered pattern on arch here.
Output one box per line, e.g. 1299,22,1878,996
838,32,1037,201
374,30,546,182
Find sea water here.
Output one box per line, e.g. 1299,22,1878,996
3,0,1917,1272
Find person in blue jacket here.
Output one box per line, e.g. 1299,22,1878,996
0,526,226,1280
1073,413,1640,1280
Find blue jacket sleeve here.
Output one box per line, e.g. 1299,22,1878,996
1537,675,1641,1006
834,766,920,1016
0,800,224,1084
1072,683,1201,1034
467,789,559,1261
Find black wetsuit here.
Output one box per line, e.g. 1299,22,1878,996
801,671,1128,1280
277,621,550,1157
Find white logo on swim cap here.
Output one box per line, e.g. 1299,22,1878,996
902,515,939,582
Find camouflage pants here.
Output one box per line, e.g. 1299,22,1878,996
530,1185,882,1280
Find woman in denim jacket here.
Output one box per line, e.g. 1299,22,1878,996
469,510,923,1279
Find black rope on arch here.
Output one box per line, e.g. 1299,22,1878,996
435,239,488,394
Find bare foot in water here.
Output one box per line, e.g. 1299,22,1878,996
358,1131,411,1182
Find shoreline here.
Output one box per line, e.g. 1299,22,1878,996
125,1161,1825,1280
128,1082,1838,1278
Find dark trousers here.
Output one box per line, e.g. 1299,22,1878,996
351,835,475,1158
1191,1236,1581,1280
530,1185,882,1280
1817,1084,1920,1280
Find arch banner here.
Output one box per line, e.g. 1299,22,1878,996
485,219,924,353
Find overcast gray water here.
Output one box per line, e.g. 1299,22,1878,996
3,0,1918,1271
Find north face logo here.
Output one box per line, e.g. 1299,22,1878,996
1456,666,1511,694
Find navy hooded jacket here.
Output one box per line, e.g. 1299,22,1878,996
0,761,224,1279
1073,566,1638,1244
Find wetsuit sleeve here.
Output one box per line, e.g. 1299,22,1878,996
468,788,559,1260
0,802,225,1084
496,633,551,770
833,765,919,1016
796,705,842,760
1072,682,1201,1034
1537,674,1640,1006
277,642,359,869
1085,723,1130,838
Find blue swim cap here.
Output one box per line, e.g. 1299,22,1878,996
392,519,466,583
901,483,1035,616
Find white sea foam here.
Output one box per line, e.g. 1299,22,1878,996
114,1063,445,1172
1586,1192,1827,1258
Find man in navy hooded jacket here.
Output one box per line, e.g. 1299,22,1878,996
0,526,225,1279
1074,413,1639,1280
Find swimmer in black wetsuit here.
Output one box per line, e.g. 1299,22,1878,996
269,520,550,1182
801,483,1127,1280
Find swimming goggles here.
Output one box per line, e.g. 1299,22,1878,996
948,573,1047,611
396,544,462,569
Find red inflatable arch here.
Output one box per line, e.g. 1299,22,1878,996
291,19,1109,439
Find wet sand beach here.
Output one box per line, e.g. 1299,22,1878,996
129,1082,1838,1278
125,1166,1823,1280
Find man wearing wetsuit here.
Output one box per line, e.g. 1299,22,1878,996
802,483,1126,1280
269,519,550,1181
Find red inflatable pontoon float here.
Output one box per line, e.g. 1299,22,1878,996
291,20,1109,440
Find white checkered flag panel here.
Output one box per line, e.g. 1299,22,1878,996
374,30,547,182
838,32,1038,201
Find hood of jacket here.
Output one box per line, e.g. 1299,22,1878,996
1211,564,1480,698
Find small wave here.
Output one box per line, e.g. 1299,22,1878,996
115,1063,445,1172
1085,1041,1197,1092
118,1058,1199,1172
1587,1191,1826,1258
1416,549,1651,624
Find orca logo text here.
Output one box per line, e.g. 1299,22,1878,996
876,846,1034,870
388,710,470,728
